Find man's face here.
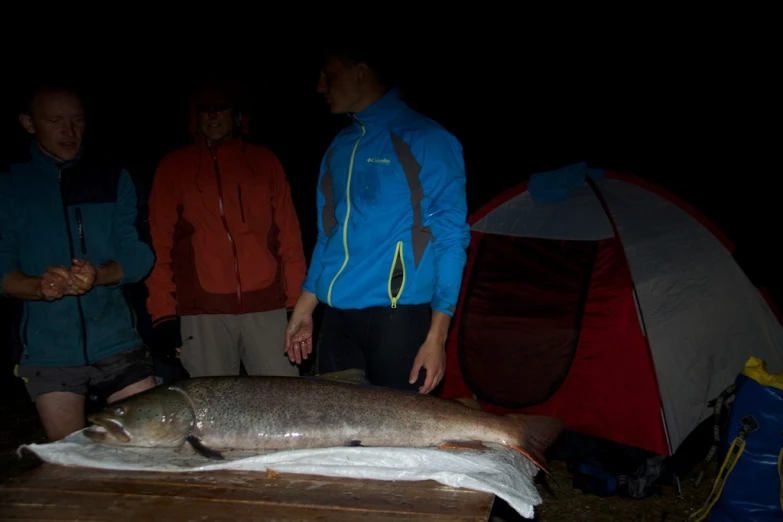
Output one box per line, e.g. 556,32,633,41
197,102,235,143
19,90,85,163
317,57,365,114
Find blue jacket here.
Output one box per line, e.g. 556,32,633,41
302,88,471,316
0,143,155,367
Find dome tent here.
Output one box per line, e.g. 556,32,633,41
439,162,783,456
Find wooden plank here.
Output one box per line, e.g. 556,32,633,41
0,464,495,521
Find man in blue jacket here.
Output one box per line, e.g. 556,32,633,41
285,44,471,394
0,83,157,441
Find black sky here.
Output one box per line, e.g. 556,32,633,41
0,30,777,298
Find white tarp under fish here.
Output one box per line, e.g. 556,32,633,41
18,430,542,519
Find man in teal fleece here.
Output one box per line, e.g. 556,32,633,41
0,82,157,441
285,43,471,394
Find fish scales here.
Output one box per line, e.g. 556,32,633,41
179,377,503,450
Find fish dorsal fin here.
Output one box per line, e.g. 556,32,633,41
316,368,370,386
452,397,483,411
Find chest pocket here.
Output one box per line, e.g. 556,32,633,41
71,203,115,262
357,157,411,209
181,170,225,231
238,176,273,231
329,144,408,210
16,191,73,271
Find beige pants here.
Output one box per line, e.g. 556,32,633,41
179,309,298,377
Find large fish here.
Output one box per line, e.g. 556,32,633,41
84,370,563,472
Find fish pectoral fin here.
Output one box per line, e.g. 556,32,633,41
315,368,371,386
502,414,565,475
451,397,483,411
438,440,488,451
186,434,225,460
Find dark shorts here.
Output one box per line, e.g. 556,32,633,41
316,304,432,392
16,346,155,402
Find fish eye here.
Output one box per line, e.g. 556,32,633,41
114,407,125,416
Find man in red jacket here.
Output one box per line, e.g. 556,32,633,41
145,80,306,378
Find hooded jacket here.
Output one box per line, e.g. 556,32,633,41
145,91,307,324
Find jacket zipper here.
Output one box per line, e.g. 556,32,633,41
237,185,246,223
60,168,89,364
326,118,367,307
388,241,406,308
75,207,87,254
212,150,243,313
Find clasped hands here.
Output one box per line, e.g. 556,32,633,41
39,258,98,301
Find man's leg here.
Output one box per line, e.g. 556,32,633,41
315,306,366,375
179,314,241,377
238,309,299,376
35,392,86,441
16,364,90,441
363,304,431,392
87,346,158,404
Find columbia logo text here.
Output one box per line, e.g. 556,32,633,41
366,157,391,165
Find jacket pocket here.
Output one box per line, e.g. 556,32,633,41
237,185,246,223
387,241,406,308
75,207,87,254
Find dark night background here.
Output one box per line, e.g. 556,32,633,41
0,28,777,394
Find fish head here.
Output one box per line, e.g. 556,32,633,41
84,387,194,448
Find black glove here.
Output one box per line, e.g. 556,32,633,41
151,316,182,360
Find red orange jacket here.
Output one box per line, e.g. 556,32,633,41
145,136,307,324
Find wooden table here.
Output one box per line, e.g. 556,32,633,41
0,463,496,521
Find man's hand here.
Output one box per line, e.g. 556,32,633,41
285,311,314,365
284,292,320,365
409,310,452,394
409,337,447,394
38,266,75,301
67,258,97,295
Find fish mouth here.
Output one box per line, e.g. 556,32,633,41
84,415,132,443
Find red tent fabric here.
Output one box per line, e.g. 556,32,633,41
439,164,783,456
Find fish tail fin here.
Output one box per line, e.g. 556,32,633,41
503,414,564,475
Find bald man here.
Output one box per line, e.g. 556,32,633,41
0,82,157,441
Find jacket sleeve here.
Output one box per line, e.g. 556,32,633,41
0,176,19,296
301,149,332,296
268,153,308,308
113,169,155,285
412,128,471,316
144,157,180,323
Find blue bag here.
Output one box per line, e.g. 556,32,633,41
690,357,783,521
